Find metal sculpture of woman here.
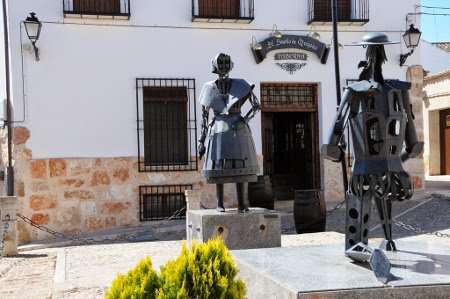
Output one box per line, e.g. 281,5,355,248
323,33,423,259
198,53,261,212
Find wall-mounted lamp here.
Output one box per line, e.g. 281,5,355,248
24,12,42,61
271,24,282,38
251,36,262,50
399,24,421,67
309,31,321,40
327,37,343,50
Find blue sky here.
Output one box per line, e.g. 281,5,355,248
421,0,450,42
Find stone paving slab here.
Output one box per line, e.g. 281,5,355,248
233,237,450,298
0,252,56,299
0,187,448,298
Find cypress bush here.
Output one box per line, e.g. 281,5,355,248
106,238,246,299
106,256,160,299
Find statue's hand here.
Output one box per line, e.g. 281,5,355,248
321,144,344,162
197,142,206,159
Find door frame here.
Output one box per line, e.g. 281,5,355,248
440,108,450,174
260,82,320,189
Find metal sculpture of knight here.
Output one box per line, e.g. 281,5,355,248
322,33,424,261
198,53,261,212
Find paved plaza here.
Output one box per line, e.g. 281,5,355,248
0,181,449,298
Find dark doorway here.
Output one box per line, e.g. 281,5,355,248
440,108,450,175
260,83,320,201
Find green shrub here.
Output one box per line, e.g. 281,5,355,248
105,256,160,299
157,239,246,299
105,238,246,299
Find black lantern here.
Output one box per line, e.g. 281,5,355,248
400,24,421,66
24,12,42,61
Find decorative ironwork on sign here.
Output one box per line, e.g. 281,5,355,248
275,53,307,61
276,62,307,74
251,34,329,64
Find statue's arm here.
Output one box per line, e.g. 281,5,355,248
243,89,261,123
322,89,354,162
400,90,424,162
198,105,209,159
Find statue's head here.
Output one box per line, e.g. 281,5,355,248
348,33,399,48
347,33,399,82
211,53,233,76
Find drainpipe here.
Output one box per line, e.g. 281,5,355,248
2,0,14,196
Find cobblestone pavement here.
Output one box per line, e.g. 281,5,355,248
0,186,449,299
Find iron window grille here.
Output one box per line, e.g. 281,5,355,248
139,184,192,221
192,0,254,23
63,0,131,19
307,0,369,25
260,83,317,110
136,78,198,172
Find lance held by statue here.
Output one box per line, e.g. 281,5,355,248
198,53,261,213
322,33,423,282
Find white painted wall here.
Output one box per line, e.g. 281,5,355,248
6,0,421,159
421,40,450,76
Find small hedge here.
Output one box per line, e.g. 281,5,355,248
105,238,246,299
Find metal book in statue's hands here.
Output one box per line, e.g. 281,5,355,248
322,33,424,281
198,53,261,213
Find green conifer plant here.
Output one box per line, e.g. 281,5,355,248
106,238,246,299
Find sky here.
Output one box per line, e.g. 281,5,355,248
421,0,450,42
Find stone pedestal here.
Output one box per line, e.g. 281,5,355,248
0,196,18,256
185,189,202,211
186,208,281,250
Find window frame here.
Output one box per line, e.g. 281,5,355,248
136,78,198,172
139,184,192,221
63,0,131,19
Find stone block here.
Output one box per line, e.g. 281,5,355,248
49,159,67,177
186,209,281,250
30,160,47,179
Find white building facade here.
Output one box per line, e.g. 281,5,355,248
2,0,424,243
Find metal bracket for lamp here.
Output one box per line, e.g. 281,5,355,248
399,48,415,67
29,41,39,61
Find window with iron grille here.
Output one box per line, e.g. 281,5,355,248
260,83,317,110
192,0,254,23
63,0,130,19
139,184,192,221
307,0,369,25
136,78,198,172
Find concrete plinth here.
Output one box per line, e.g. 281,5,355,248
232,239,450,298
186,208,281,250
0,196,18,256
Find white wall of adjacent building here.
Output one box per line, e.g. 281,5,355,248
6,0,420,159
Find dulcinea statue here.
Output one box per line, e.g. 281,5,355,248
322,33,423,282
198,53,261,212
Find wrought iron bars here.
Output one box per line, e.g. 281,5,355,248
307,0,369,25
139,184,192,221
192,0,254,23
260,83,317,110
63,0,130,19
136,78,198,172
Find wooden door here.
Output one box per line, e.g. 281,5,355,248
73,0,121,14
440,108,450,174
